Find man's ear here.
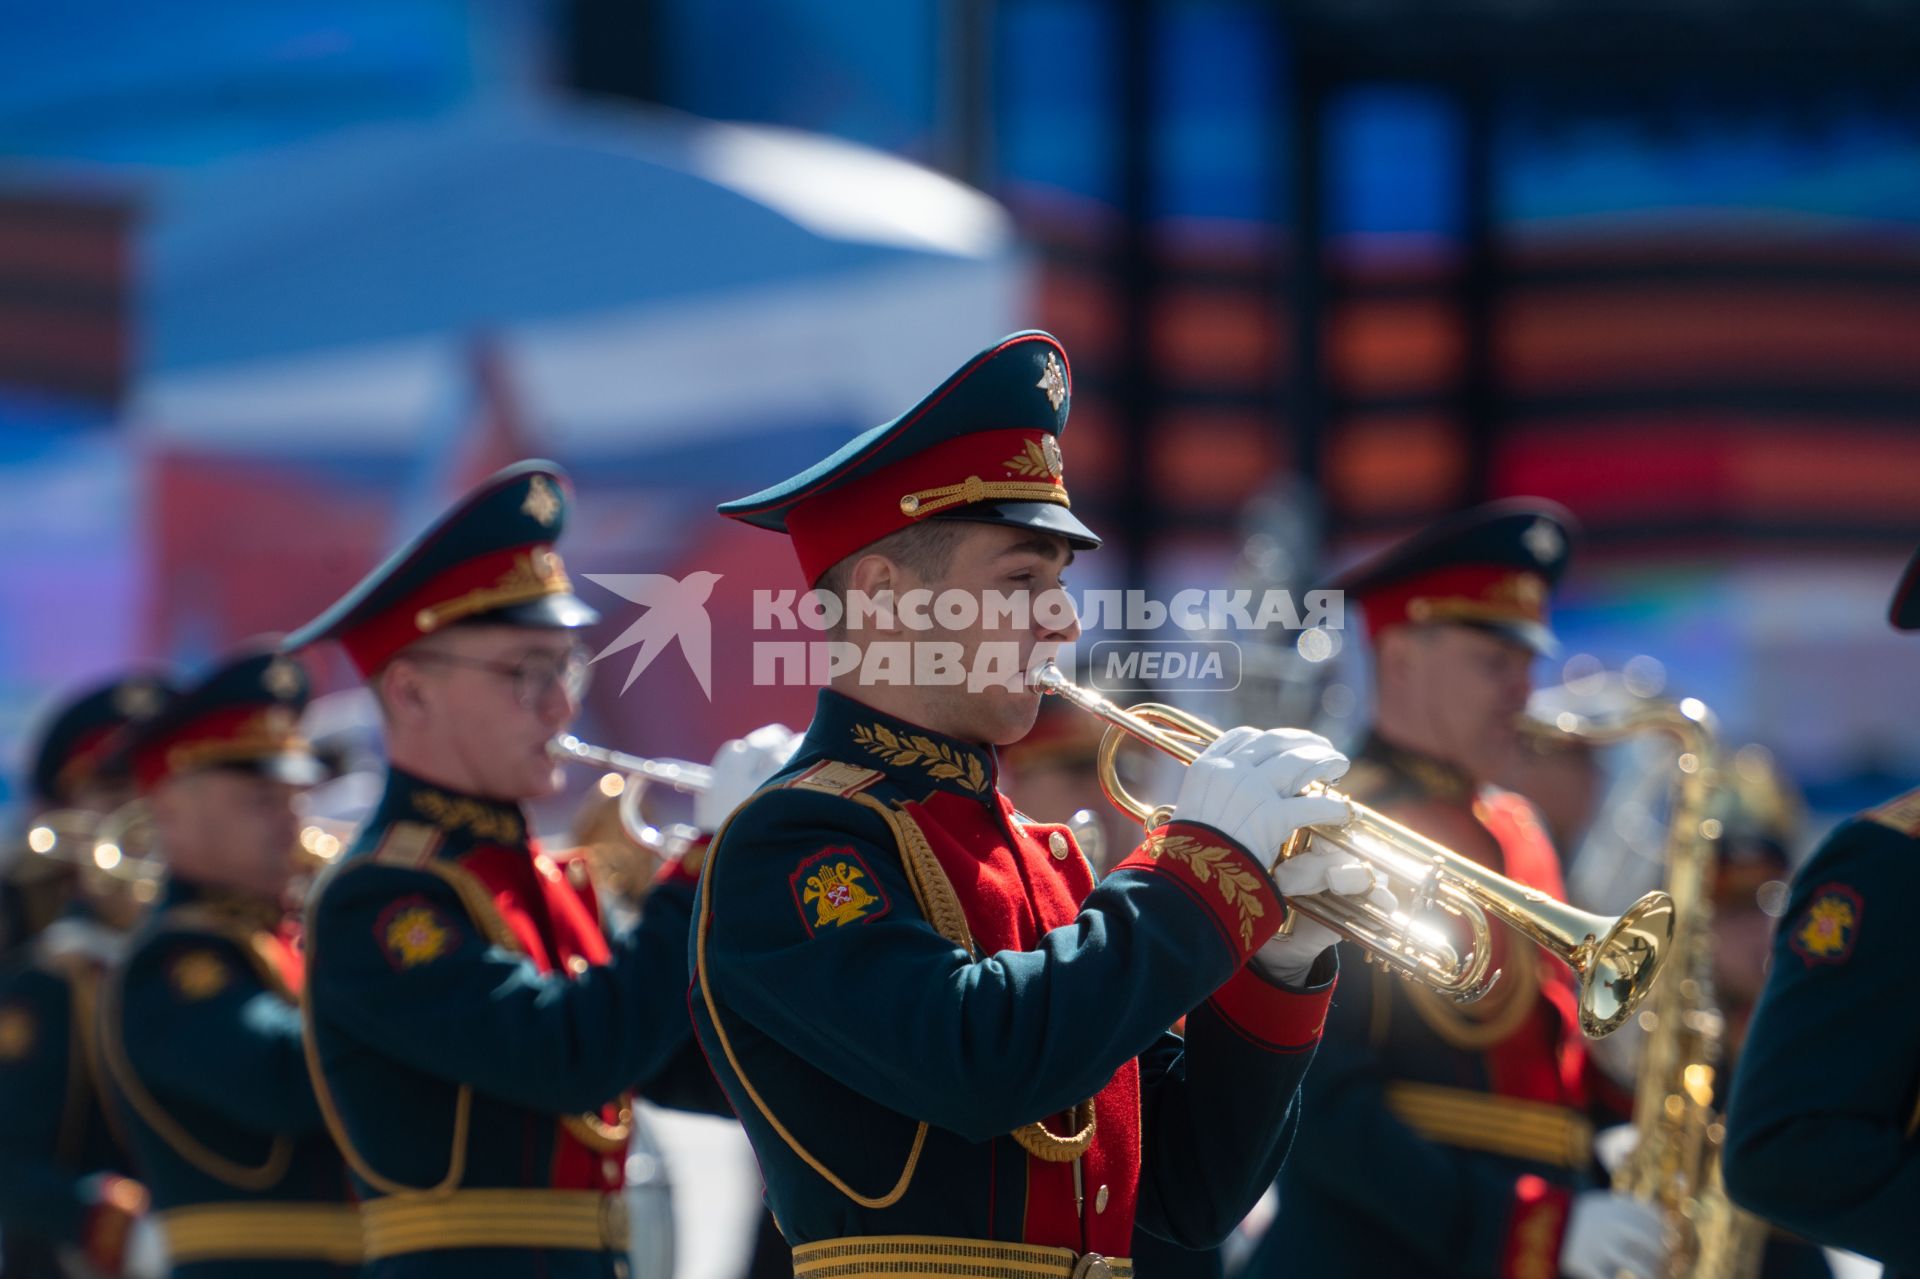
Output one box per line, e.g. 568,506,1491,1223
847,553,901,637
1375,627,1418,699
144,778,185,846
377,658,428,725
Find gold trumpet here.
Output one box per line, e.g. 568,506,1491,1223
548,734,712,846
1032,662,1674,1037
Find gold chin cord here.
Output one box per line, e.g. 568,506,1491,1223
1525,698,1766,1278
1031,661,1674,1038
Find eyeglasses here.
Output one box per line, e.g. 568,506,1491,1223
407,646,592,709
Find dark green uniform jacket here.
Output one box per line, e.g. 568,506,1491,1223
304,767,712,1279
104,879,359,1277
0,914,140,1277
1727,786,1920,1276
692,690,1339,1267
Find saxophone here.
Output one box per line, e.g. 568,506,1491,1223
1528,697,1767,1279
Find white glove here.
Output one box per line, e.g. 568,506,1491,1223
694,724,801,832
1560,1191,1668,1279
1254,845,1399,985
1592,1122,1640,1176
1171,725,1351,864
123,1217,169,1279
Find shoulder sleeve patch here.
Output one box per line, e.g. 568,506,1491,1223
1790,882,1863,967
169,949,232,1001
1866,788,1920,835
375,896,462,971
784,760,885,798
0,1003,36,1060
373,821,443,868
788,846,891,935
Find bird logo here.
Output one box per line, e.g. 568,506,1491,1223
584,571,723,698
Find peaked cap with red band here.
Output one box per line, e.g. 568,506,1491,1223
1322,499,1577,656
27,671,178,806
717,331,1101,584
284,460,599,677
122,644,324,793
1890,544,1920,632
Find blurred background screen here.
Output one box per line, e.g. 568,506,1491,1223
1,0,1916,835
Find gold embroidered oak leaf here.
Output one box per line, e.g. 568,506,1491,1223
852,724,987,792
1003,439,1054,479
1145,833,1266,948
412,790,525,843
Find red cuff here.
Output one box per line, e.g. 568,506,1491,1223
1206,963,1335,1052
1114,822,1285,965
1500,1175,1572,1279
82,1174,147,1274
653,835,712,890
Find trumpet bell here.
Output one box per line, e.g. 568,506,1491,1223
1579,890,1675,1038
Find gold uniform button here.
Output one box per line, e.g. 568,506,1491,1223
534,855,561,882
567,859,591,887
1094,1183,1109,1214
602,1157,622,1181
1048,831,1069,859
568,956,591,976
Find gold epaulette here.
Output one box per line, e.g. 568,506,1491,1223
782,760,884,799
1866,787,1920,836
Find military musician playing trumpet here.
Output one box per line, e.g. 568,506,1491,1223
1259,502,1670,1279
99,644,359,1276
692,332,1395,1277
288,461,791,1279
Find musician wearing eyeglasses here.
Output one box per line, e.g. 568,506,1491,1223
100,645,357,1276
0,673,173,1278
691,332,1393,1279
1723,547,1920,1275
1253,503,1669,1279
287,461,787,1279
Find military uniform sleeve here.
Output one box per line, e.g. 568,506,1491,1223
117,934,324,1136
698,787,1306,1144
1277,949,1570,1278
307,861,697,1113
1133,954,1337,1248
0,967,94,1243
1724,817,1920,1269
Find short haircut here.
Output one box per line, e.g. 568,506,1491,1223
813,520,969,639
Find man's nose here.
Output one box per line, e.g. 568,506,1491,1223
1038,590,1080,642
